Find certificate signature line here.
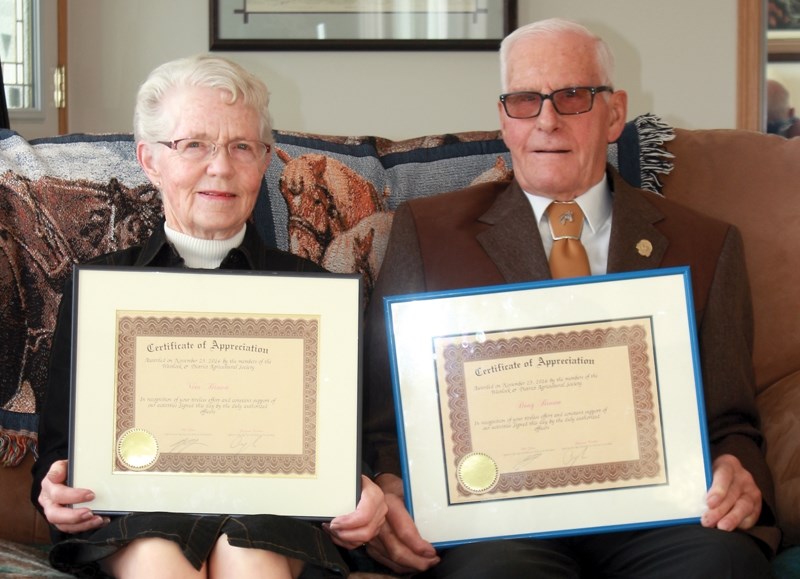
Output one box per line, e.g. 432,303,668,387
230,434,269,452
166,435,275,454
512,452,543,471
168,438,208,453
510,445,591,471
562,445,590,467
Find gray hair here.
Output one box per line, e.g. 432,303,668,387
499,18,615,92
133,54,274,144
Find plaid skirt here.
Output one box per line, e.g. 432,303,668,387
48,512,349,578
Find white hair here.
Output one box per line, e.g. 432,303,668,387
133,54,274,144
499,18,615,92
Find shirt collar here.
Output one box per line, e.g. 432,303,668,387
524,176,612,234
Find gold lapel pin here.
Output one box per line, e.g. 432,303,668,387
636,239,653,257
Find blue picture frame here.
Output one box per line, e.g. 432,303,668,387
384,267,711,547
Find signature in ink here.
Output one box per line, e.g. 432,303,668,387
563,445,590,466
229,433,266,452
168,438,206,453
513,452,544,471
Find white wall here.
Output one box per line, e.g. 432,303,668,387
519,1,739,131
63,0,739,140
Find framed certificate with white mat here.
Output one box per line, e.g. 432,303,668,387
384,267,711,547
69,266,362,520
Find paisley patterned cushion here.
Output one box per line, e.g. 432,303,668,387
0,115,674,468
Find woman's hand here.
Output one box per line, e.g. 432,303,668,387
38,460,108,534
323,475,388,550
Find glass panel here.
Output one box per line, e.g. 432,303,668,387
0,0,36,110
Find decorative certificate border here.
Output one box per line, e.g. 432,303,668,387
385,268,711,546
69,267,362,520
115,314,320,475
210,0,517,51
437,318,666,503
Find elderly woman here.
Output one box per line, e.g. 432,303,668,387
31,55,386,578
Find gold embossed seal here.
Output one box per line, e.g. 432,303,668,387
457,452,499,494
117,429,159,471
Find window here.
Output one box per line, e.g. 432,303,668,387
1,0,37,111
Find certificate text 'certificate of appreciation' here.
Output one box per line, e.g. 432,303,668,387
70,267,361,519
385,268,710,546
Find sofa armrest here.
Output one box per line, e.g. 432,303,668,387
0,453,51,544
757,370,800,547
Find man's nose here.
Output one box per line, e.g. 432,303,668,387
536,98,560,129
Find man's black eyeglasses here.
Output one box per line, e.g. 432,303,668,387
499,86,613,119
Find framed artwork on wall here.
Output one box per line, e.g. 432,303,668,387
210,0,517,51
768,0,800,60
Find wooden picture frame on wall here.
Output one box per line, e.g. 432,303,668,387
210,0,517,51
768,0,800,60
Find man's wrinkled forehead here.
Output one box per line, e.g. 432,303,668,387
505,32,604,90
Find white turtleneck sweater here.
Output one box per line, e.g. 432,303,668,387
163,223,246,269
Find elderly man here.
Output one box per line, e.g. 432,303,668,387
362,18,777,579
766,78,800,137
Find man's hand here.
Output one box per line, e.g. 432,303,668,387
702,454,762,531
324,475,388,550
365,473,440,574
38,460,108,534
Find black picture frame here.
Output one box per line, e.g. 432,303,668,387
210,0,517,51
69,266,363,519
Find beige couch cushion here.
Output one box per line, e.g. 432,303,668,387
758,370,800,546
662,128,800,547
661,129,800,393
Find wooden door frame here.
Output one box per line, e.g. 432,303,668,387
738,0,764,131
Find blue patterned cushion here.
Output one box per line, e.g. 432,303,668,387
0,115,674,466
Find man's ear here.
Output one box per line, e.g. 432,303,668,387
497,99,509,142
136,141,161,185
606,89,629,143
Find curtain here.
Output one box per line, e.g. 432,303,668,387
0,55,10,130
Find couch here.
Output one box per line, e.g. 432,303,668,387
0,115,797,577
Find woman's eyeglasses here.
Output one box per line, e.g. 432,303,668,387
156,138,271,164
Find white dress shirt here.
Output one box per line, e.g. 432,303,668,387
524,178,613,275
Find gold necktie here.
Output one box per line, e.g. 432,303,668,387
547,201,591,279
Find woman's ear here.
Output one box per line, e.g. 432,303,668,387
136,141,161,185
260,145,273,175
